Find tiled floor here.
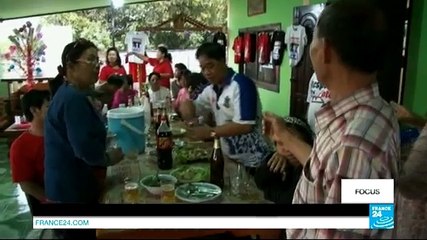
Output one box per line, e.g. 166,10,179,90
0,139,48,239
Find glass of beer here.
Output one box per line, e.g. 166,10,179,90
161,182,175,203
126,149,138,161
124,181,139,204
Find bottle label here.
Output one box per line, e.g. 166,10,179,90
157,137,173,150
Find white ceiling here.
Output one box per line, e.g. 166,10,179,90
0,0,168,21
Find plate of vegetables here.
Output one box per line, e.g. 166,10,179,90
170,166,209,183
173,146,210,164
175,182,222,203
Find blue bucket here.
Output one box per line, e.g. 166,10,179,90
107,107,145,154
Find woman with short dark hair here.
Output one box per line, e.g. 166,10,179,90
44,39,124,239
98,47,127,84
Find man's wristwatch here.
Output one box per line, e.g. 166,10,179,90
210,129,217,138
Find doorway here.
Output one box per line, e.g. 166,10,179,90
289,0,412,119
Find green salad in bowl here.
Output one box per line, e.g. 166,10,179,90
170,166,208,183
139,174,177,195
173,146,209,164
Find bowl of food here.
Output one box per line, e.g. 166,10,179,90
139,174,177,195
173,146,210,164
171,128,186,137
170,166,209,183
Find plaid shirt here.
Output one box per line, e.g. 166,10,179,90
287,83,400,239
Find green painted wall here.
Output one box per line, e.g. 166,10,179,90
228,0,323,116
229,0,427,117
403,0,427,117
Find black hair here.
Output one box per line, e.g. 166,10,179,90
61,38,98,72
282,117,314,147
53,38,98,92
195,42,226,61
158,46,172,62
21,90,50,122
148,72,161,82
254,116,313,204
317,0,387,74
180,69,191,86
107,75,126,88
174,63,187,71
187,72,208,90
105,47,122,67
49,65,65,96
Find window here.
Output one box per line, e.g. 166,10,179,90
237,23,282,92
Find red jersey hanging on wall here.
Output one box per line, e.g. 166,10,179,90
232,35,244,64
243,32,257,63
257,32,272,65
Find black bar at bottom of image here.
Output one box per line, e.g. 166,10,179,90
32,204,369,217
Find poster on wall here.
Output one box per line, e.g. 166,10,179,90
247,0,266,16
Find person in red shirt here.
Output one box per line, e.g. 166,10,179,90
98,47,127,83
10,89,50,212
128,46,173,89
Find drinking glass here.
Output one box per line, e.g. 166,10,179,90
125,149,139,161
106,133,118,150
123,181,139,204
229,163,250,197
160,182,176,203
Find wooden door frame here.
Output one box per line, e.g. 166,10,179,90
398,0,413,104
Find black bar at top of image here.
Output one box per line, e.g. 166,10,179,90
32,204,369,217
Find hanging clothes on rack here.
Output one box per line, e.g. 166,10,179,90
213,31,227,60
243,32,257,63
257,32,272,65
285,25,307,67
271,30,286,66
232,35,244,64
213,31,227,47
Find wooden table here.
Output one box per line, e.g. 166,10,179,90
98,123,281,239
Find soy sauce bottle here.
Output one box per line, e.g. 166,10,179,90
210,138,224,188
157,116,173,170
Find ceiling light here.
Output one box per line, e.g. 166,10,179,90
112,0,124,9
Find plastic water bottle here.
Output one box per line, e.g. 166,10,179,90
143,95,151,134
101,104,108,125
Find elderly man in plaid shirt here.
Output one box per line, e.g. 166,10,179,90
264,0,400,238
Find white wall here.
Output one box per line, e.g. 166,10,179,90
0,18,73,79
117,49,201,80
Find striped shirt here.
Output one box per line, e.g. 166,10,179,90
287,83,400,239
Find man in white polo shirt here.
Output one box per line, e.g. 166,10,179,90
180,42,273,168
